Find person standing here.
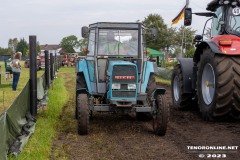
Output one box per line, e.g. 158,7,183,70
5,57,13,79
10,52,21,91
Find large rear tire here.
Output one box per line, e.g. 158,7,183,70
171,64,194,109
77,94,89,135
198,49,240,120
153,94,169,136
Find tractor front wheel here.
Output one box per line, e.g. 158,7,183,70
152,94,169,136
77,94,89,135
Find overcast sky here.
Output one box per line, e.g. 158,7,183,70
0,0,211,48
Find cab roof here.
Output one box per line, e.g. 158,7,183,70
89,22,145,29
207,0,240,11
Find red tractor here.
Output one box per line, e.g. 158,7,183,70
171,0,240,120
61,53,78,67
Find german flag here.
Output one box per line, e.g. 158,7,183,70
171,5,187,25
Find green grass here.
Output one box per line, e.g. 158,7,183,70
0,61,43,113
59,66,76,73
155,76,171,86
9,72,68,160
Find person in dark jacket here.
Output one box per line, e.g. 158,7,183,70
5,57,12,79
10,52,21,91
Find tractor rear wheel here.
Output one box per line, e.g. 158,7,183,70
198,49,240,120
153,94,169,136
171,64,194,109
77,94,89,135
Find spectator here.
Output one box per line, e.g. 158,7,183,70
10,52,22,91
17,51,22,60
5,57,12,79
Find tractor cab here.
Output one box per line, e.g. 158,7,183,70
76,22,168,136
185,0,240,38
79,22,153,102
208,0,240,37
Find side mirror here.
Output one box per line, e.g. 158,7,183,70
81,26,89,38
193,35,203,45
150,28,158,40
184,8,192,26
195,35,203,41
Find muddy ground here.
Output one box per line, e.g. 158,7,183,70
51,72,240,160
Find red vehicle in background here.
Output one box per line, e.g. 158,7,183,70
61,53,78,67
24,57,41,70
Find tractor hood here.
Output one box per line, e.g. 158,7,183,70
107,60,138,103
107,60,137,76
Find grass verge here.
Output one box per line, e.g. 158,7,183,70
0,61,44,113
59,66,76,73
155,76,171,86
9,74,68,160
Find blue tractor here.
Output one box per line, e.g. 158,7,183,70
76,22,169,136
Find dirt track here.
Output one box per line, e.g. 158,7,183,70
51,73,240,160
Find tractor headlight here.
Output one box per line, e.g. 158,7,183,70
112,84,121,90
128,84,136,90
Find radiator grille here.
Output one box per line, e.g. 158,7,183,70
112,65,137,83
112,91,135,97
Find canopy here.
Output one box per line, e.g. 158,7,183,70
147,48,164,58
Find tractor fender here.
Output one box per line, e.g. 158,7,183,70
77,60,92,93
177,58,194,93
194,41,222,63
152,88,166,99
141,61,155,93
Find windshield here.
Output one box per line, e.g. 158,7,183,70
212,7,224,36
226,6,240,36
98,29,138,56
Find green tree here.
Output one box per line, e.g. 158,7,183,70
184,46,195,58
78,38,88,51
8,38,18,53
174,26,196,57
0,47,10,55
60,35,79,53
16,38,29,57
163,27,177,60
142,14,168,50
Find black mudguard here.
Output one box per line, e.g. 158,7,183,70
177,58,194,93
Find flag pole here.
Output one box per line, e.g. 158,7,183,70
180,0,189,58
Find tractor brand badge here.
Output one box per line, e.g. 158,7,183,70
232,7,240,15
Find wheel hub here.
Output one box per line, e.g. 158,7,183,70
173,76,180,101
205,81,214,88
201,63,215,105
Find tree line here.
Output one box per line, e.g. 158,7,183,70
0,38,41,57
142,14,196,58
0,13,196,58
